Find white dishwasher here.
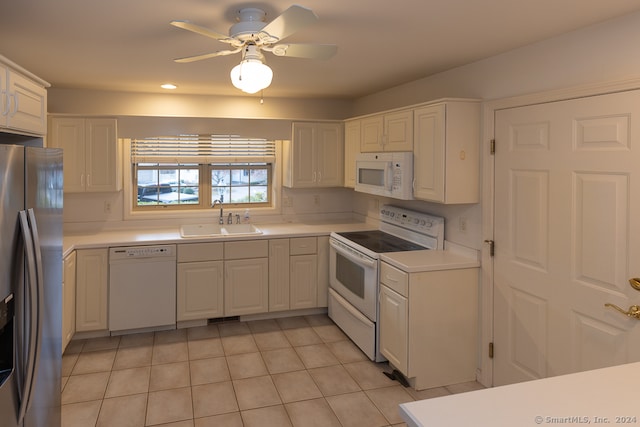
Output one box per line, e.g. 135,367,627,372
109,245,176,332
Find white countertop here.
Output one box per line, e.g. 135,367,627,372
400,362,640,427
380,246,480,272
63,220,375,256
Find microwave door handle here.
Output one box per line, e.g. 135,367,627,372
387,162,394,191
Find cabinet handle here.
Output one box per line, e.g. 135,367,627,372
318,171,322,182
80,174,85,188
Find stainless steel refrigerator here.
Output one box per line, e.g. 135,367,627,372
0,137,63,427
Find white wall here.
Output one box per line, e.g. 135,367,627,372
353,10,640,115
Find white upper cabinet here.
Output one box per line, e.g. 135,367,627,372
343,120,361,188
284,122,344,188
413,100,480,204
49,117,121,193
360,109,413,153
0,56,48,136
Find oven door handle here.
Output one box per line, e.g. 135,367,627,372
330,239,377,268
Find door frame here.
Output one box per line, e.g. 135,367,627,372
479,76,640,387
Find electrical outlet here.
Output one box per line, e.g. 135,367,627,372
104,201,112,214
459,216,467,232
314,194,320,205
283,197,293,207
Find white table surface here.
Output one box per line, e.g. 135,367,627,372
400,362,640,427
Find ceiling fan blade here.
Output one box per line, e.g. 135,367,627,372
170,20,232,43
270,44,337,60
174,48,241,63
259,5,318,42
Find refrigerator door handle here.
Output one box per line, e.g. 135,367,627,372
17,210,40,425
26,209,44,404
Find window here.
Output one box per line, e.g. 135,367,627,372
131,135,275,211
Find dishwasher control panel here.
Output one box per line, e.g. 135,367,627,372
110,245,176,260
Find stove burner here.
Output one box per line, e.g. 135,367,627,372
337,230,427,253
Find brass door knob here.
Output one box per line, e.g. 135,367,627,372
604,303,640,319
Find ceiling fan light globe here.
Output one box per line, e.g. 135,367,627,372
230,60,273,94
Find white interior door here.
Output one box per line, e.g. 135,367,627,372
493,90,640,386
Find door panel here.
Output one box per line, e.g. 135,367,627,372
494,90,640,386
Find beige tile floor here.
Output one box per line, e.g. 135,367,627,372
61,314,484,427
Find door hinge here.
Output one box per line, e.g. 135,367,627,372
489,342,494,359
490,139,495,155
484,239,495,257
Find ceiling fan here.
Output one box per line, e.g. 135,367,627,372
170,5,337,93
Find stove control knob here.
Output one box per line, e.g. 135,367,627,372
420,220,427,226
414,218,419,224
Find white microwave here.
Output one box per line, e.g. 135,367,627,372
354,152,413,200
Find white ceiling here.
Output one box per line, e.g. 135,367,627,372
2,0,640,99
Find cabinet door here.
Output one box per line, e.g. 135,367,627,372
85,118,121,192
290,123,317,187
379,285,408,375
6,70,47,135
49,117,86,193
315,123,344,187
62,251,77,353
413,104,446,202
76,248,109,332
269,239,290,312
384,110,413,152
177,261,224,321
316,236,329,307
343,120,360,188
290,254,318,309
360,115,384,152
225,258,269,316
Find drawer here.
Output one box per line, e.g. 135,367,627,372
380,262,408,297
225,240,269,259
178,242,224,262
290,237,317,255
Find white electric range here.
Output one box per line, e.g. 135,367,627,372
328,205,444,361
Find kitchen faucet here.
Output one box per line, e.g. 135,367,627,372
211,200,223,224
227,212,233,224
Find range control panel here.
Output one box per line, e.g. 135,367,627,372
380,205,444,235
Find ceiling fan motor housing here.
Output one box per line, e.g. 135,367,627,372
229,8,267,40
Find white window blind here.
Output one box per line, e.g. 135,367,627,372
131,135,276,164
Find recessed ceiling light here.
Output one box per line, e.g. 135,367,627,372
161,83,177,90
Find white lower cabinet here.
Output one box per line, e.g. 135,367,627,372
75,248,109,332
379,284,408,374
289,237,318,310
316,236,329,307
379,261,478,390
62,251,77,352
290,254,318,309
176,243,224,321
224,240,269,316
269,239,290,312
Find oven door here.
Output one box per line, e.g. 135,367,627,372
329,237,378,321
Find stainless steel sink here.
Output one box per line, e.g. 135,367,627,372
180,223,262,238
